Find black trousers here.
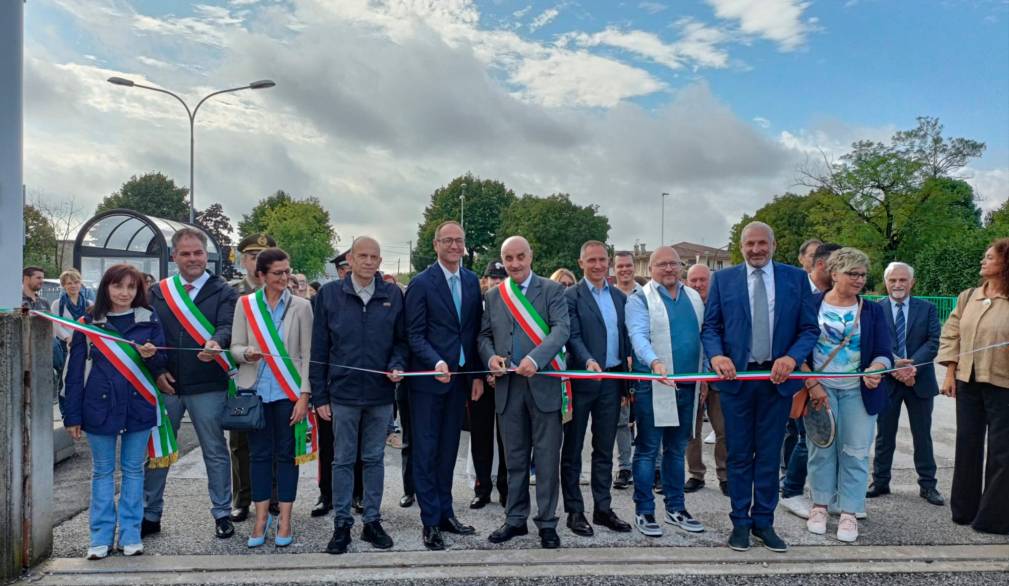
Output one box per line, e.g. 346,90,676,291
318,415,363,503
397,383,415,496
872,384,937,490
469,385,508,499
951,378,1009,534
561,379,621,514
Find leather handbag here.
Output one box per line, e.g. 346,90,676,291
790,297,863,420
221,388,265,431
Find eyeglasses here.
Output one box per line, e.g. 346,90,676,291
437,237,465,247
843,271,868,280
654,261,682,270
269,269,292,277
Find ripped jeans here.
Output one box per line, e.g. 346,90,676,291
807,384,877,514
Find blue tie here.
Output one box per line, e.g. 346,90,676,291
895,301,907,358
450,275,465,367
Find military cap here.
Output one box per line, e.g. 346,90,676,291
330,250,349,268
483,259,507,278
237,233,276,254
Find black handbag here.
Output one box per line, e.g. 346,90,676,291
221,388,265,431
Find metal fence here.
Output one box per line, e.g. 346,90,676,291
863,295,959,323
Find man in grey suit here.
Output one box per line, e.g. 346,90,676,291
480,236,570,549
868,261,944,505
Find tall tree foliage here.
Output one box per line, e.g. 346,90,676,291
23,204,59,276
238,190,293,238
256,196,337,279
413,175,516,270
96,172,189,221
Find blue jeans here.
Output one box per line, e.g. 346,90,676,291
88,430,149,547
331,402,393,527
781,417,808,498
632,381,695,515
807,384,877,514
248,400,298,503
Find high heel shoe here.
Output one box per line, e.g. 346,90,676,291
275,526,294,548
247,515,274,548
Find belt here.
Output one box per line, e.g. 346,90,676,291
605,365,624,373
747,361,773,370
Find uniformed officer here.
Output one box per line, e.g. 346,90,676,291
229,233,277,522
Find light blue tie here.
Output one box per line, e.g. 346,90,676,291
450,275,465,367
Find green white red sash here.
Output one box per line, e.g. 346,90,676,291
159,275,238,396
41,311,178,468
498,278,574,423
240,290,318,464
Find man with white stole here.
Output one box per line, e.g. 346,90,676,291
625,246,706,537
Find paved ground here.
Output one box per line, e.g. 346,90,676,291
34,368,1009,584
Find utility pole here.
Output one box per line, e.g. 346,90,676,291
407,240,412,273
660,192,670,245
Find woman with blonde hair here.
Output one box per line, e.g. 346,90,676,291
550,268,577,288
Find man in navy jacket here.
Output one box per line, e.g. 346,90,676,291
404,221,483,550
311,237,409,555
701,222,819,553
869,261,944,506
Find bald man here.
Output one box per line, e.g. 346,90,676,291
479,236,570,549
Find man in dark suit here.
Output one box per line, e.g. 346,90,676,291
868,261,944,505
701,221,819,553
479,235,570,549
560,241,633,537
404,221,483,550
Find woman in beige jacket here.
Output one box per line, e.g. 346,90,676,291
938,237,1009,535
230,248,314,547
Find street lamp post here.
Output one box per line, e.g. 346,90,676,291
660,192,670,245
459,182,466,232
107,77,276,224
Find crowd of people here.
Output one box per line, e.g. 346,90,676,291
21,220,1007,560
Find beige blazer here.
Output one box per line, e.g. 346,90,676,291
230,292,314,395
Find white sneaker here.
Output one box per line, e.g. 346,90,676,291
121,543,144,556
635,513,663,537
703,431,716,445
779,495,812,519
806,507,828,535
85,545,108,560
836,513,858,542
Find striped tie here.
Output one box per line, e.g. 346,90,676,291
895,301,907,358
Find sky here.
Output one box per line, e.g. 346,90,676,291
22,0,1009,273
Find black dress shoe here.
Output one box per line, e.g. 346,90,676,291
566,512,594,536
215,517,235,539
866,483,891,498
400,494,415,508
727,526,750,551
439,517,476,535
361,520,394,549
327,526,352,554
613,469,633,489
751,526,787,553
269,502,280,517
352,497,364,514
920,487,945,506
719,481,729,497
539,527,561,549
140,519,161,538
311,498,333,518
684,478,705,493
488,522,528,544
470,495,491,509
423,526,445,550
230,506,249,522
592,510,632,533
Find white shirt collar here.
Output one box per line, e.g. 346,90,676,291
519,272,534,290
184,271,211,290
437,260,461,281
745,260,774,277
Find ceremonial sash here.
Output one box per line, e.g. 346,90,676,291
45,312,178,468
158,276,238,396
498,278,573,423
240,290,317,465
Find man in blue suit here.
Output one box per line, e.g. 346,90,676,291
404,221,484,550
868,261,944,506
701,221,819,553
560,241,633,537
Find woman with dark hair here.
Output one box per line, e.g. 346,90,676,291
64,264,166,560
230,248,314,547
938,237,1009,535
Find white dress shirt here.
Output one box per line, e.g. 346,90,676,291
183,271,211,299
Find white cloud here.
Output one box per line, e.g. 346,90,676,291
511,50,666,107
530,8,559,32
564,19,730,71
961,167,1009,213
638,2,668,15
705,0,814,51
753,116,770,128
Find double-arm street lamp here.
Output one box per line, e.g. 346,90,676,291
660,191,670,245
107,77,276,223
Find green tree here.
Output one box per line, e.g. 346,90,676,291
260,197,336,279
23,204,59,275
196,203,236,276
495,193,610,276
96,172,189,221
238,190,293,238
799,117,986,266
413,175,517,270
914,230,990,296
985,198,1009,235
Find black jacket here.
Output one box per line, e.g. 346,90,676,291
150,273,238,395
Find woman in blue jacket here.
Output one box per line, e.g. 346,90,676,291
802,248,892,543
64,264,166,560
